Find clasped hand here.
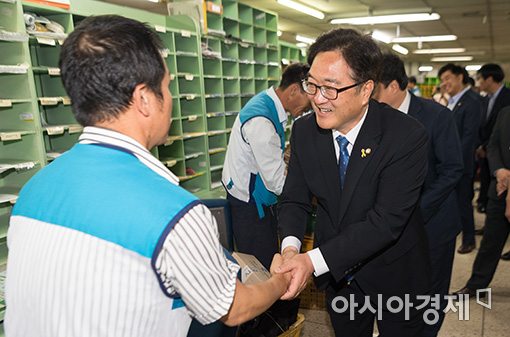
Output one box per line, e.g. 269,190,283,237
272,247,315,300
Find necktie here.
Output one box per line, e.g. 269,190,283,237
336,136,350,189
486,94,494,120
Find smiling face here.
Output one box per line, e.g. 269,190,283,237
307,51,373,134
440,70,464,96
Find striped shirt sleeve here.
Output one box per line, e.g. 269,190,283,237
153,204,240,325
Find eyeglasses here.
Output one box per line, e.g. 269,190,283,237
301,79,364,100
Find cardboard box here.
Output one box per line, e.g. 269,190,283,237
232,252,271,285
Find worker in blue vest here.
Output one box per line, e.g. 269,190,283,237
222,63,311,270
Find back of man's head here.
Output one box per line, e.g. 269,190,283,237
307,28,381,85
408,76,417,86
279,63,309,90
60,15,165,126
477,63,505,83
379,53,408,91
438,63,468,84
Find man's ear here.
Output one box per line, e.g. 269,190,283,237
132,83,151,117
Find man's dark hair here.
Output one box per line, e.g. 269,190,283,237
279,62,310,90
60,15,165,126
477,63,505,83
438,63,469,84
307,28,382,85
408,76,417,85
379,53,408,90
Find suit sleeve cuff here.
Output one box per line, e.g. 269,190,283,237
307,248,330,277
281,236,301,253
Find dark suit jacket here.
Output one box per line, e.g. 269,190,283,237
279,100,430,296
487,106,510,200
408,95,464,246
480,86,510,149
451,89,482,175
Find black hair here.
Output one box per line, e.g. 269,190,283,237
408,76,417,85
59,15,165,126
307,28,381,85
438,63,468,84
279,62,310,90
477,63,505,83
379,53,408,90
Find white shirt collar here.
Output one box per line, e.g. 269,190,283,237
448,86,471,110
79,126,179,185
397,90,412,114
266,86,288,125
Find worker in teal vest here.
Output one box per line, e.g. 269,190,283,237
222,63,311,269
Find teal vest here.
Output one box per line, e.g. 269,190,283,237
239,91,286,218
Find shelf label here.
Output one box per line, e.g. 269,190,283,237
19,113,34,121
62,97,71,105
185,94,196,100
239,42,249,48
170,74,175,80
155,25,166,33
0,99,12,107
47,67,61,76
58,39,65,46
180,30,191,38
188,115,197,121
184,74,194,81
46,126,65,135
39,97,59,106
161,48,170,58
36,37,56,46
0,132,21,141
68,125,83,134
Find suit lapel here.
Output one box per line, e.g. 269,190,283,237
337,101,382,224
314,122,341,217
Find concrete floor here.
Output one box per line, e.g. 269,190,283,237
299,210,510,337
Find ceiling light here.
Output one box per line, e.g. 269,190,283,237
466,64,482,71
371,30,392,44
431,56,473,62
418,66,433,72
147,0,159,3
393,35,457,43
296,34,315,44
277,0,325,20
413,48,466,54
330,13,439,25
392,44,408,55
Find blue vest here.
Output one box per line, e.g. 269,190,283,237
239,91,286,218
13,143,200,295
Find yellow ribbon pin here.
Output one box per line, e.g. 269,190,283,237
361,148,372,158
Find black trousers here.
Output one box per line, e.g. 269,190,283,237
227,193,279,270
467,194,510,289
457,174,476,246
476,157,490,209
325,281,426,337
421,239,456,337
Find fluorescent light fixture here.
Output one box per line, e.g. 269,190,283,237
296,42,308,48
372,30,392,44
392,44,408,55
147,0,159,3
277,0,325,20
466,64,482,71
431,56,473,62
330,13,439,25
418,66,433,72
296,34,316,45
413,48,466,54
393,35,457,43
277,30,283,37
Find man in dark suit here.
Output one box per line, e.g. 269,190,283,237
276,29,431,337
374,53,464,337
475,64,510,216
438,63,483,254
454,106,510,295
